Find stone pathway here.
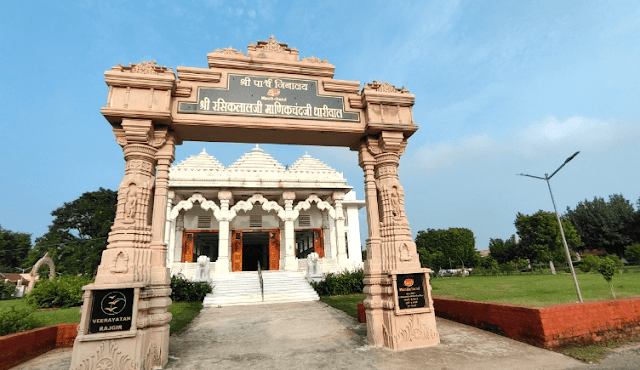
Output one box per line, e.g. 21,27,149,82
13,301,640,369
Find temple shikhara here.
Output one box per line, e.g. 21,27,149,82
71,36,439,370
165,146,365,278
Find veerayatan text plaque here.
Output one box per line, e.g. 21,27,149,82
178,74,360,122
88,288,134,334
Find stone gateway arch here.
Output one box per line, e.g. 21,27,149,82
71,36,439,369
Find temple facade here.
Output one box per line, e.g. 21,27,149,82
164,146,365,280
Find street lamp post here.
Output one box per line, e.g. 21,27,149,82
518,151,584,303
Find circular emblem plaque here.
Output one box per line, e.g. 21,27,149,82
100,291,127,316
403,278,414,287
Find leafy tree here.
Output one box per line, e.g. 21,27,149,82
488,235,518,264
598,257,618,299
625,243,640,264
415,228,479,272
0,225,32,272
566,194,635,257
515,210,583,274
24,188,117,276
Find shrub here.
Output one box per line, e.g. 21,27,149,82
310,269,364,296
579,254,601,273
1,280,16,299
26,275,93,309
514,258,530,272
0,307,42,336
625,243,640,264
170,276,212,302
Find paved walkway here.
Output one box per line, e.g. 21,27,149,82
11,301,640,369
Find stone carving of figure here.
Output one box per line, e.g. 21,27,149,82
125,184,138,220
305,252,322,282
194,255,211,283
390,185,400,217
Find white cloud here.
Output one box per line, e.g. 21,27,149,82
409,115,640,169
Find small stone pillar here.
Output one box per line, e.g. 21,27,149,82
282,191,297,271
216,191,232,274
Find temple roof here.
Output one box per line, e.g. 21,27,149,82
169,146,349,189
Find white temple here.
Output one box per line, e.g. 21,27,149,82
164,146,365,280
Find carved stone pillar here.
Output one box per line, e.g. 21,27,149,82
282,191,297,271
361,132,439,350
217,190,232,274
333,192,348,263
358,80,438,350
71,119,175,370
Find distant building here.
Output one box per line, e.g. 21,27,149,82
165,146,365,280
478,250,490,258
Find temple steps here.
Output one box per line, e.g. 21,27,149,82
202,271,320,307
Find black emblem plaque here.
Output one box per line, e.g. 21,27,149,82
396,273,426,310
88,288,134,334
177,74,360,122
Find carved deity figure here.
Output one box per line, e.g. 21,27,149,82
124,184,137,220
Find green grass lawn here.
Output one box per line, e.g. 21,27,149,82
0,299,203,335
320,293,366,318
430,272,640,306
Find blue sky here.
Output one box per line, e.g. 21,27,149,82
1,1,639,252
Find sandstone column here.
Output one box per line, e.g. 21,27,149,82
359,81,439,350
71,61,177,369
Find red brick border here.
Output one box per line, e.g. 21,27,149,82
0,323,78,370
432,297,640,349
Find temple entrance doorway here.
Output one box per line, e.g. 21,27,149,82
181,230,219,263
232,230,280,272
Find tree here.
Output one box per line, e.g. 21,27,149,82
488,235,518,264
0,225,31,272
24,188,117,276
625,243,640,264
598,257,618,299
415,228,479,273
566,194,635,257
515,210,583,274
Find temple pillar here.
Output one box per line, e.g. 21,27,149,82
217,191,232,274
333,192,348,263
282,191,297,271
71,118,176,369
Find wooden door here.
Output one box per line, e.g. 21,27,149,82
182,232,194,262
313,229,324,258
268,230,280,270
231,231,243,272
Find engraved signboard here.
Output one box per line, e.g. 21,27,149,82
178,74,360,122
88,288,134,334
390,270,432,315
396,273,426,309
